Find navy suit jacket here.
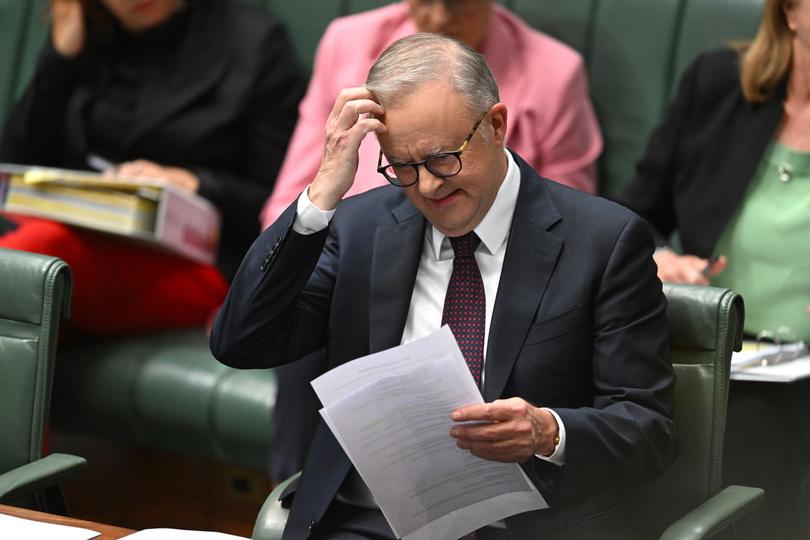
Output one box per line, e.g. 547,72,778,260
211,151,678,539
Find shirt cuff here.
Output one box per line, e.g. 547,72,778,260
292,185,335,234
534,408,566,466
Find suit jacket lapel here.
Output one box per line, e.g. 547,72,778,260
368,198,426,353
484,157,563,401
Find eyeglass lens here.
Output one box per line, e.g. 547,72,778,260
384,153,462,186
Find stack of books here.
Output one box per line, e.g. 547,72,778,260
0,164,220,264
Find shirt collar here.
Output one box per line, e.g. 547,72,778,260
429,148,520,260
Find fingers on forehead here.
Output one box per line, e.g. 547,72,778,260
334,87,374,110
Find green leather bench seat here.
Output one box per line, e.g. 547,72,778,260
51,330,276,471
0,0,763,472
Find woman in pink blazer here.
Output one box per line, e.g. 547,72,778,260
260,1,602,227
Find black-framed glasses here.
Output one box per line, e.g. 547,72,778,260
377,111,487,187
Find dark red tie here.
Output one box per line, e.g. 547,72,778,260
442,232,485,388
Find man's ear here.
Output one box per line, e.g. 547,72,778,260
489,103,508,145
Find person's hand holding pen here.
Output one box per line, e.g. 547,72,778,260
653,248,727,285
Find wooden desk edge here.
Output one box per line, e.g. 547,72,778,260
0,503,135,539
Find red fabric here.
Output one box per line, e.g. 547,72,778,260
1,215,228,335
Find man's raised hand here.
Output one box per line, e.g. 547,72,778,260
308,87,386,211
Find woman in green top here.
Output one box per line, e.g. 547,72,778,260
619,0,810,538
619,0,808,342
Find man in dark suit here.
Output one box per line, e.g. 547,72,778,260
211,33,678,540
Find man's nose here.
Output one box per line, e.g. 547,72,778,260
416,167,445,197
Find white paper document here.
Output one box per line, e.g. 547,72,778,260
312,326,548,540
121,529,248,539
0,513,99,540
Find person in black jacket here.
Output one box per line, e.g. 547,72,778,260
0,0,303,333
618,0,810,538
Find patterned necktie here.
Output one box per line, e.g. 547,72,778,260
442,232,485,388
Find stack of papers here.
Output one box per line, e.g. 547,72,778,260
0,513,100,540
312,326,547,540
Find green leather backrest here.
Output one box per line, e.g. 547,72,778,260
633,284,744,535
0,248,72,475
0,0,38,123
12,0,49,102
0,0,764,196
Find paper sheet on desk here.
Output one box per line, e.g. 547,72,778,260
312,326,548,540
731,341,810,382
0,513,99,540
731,355,810,382
121,529,248,539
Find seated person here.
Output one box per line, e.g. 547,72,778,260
212,33,678,539
264,0,603,481
0,0,303,334
260,0,602,227
618,0,810,537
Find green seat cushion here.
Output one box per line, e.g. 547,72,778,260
53,329,277,471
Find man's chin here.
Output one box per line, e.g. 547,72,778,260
429,218,477,239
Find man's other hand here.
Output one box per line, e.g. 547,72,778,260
308,87,386,211
450,398,559,462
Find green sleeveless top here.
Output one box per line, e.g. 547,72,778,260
712,140,810,342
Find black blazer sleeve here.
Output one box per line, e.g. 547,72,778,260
0,39,83,165
210,199,336,369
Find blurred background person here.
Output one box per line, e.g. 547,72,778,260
264,0,603,484
618,0,810,537
0,0,304,334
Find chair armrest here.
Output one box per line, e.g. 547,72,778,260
253,472,301,540
0,453,87,502
660,485,764,540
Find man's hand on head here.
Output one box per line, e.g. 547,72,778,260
309,87,386,211
450,398,559,462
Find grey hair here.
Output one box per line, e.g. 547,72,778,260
364,33,500,116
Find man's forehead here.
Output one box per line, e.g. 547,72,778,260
382,85,475,132
379,114,472,161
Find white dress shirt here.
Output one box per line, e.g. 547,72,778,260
293,149,566,464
